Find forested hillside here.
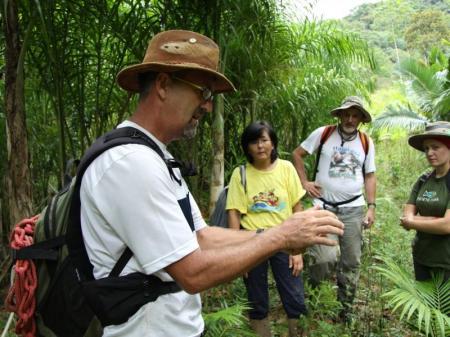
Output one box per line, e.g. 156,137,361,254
340,0,449,120
1,0,449,336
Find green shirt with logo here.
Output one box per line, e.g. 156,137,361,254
407,172,450,269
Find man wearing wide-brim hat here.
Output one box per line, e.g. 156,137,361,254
400,121,450,282
292,96,377,323
78,30,344,337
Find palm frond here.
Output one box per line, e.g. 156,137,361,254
400,57,449,119
400,58,444,99
432,87,450,119
372,104,427,132
374,256,450,337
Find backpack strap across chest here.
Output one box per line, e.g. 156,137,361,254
66,127,173,280
66,127,187,326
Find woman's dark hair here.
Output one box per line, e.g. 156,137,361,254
241,121,278,163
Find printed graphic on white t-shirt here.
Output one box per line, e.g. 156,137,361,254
329,145,361,179
300,126,376,206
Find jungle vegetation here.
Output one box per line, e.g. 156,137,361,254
1,0,449,336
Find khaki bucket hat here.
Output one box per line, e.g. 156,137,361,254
408,121,450,151
116,30,236,94
330,96,372,123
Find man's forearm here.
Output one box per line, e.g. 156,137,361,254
292,148,309,185
168,226,286,293
196,226,256,249
168,209,344,294
364,172,376,203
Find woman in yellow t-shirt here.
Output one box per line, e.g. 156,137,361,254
226,121,307,337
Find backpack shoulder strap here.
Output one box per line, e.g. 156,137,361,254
358,130,369,155
321,125,336,144
67,127,169,281
313,125,336,181
239,164,247,193
416,171,450,193
447,173,450,192
358,130,370,178
417,171,433,190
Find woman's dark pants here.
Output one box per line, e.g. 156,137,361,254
243,252,307,319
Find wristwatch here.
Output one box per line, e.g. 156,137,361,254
367,202,376,208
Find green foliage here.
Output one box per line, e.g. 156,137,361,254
0,0,378,217
372,103,427,133
371,47,450,135
304,281,342,321
400,55,450,119
201,279,255,337
404,9,450,56
203,303,256,337
0,312,15,337
375,257,450,337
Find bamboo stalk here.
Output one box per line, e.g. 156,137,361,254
1,313,14,337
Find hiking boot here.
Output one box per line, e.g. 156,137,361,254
288,318,301,337
249,318,271,337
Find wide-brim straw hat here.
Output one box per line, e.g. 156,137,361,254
330,96,372,123
116,30,236,94
408,121,450,151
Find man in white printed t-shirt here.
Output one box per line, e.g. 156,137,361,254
79,30,345,337
292,96,377,323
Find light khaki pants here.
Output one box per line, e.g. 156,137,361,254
307,206,365,307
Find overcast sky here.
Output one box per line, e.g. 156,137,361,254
287,0,381,20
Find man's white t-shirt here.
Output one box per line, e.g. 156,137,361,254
80,121,206,337
300,126,376,207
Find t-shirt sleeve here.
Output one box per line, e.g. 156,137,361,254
226,166,248,214
286,161,306,207
189,192,207,232
89,149,198,275
300,127,325,155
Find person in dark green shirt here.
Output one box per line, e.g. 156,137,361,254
400,121,450,281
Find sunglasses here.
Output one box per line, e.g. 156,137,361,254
172,76,214,102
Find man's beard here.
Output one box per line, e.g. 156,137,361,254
183,121,198,139
183,107,205,139
341,125,357,134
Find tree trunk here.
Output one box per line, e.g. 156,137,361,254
208,96,225,216
208,8,226,218
3,0,33,226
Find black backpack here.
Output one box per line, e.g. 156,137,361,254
6,127,186,337
209,165,246,228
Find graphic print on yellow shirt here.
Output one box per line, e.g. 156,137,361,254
251,189,285,213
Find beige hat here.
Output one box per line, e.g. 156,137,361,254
330,96,372,123
408,121,450,151
116,30,235,93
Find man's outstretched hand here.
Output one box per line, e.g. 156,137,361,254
277,208,344,255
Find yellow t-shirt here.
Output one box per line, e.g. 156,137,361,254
226,159,306,231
